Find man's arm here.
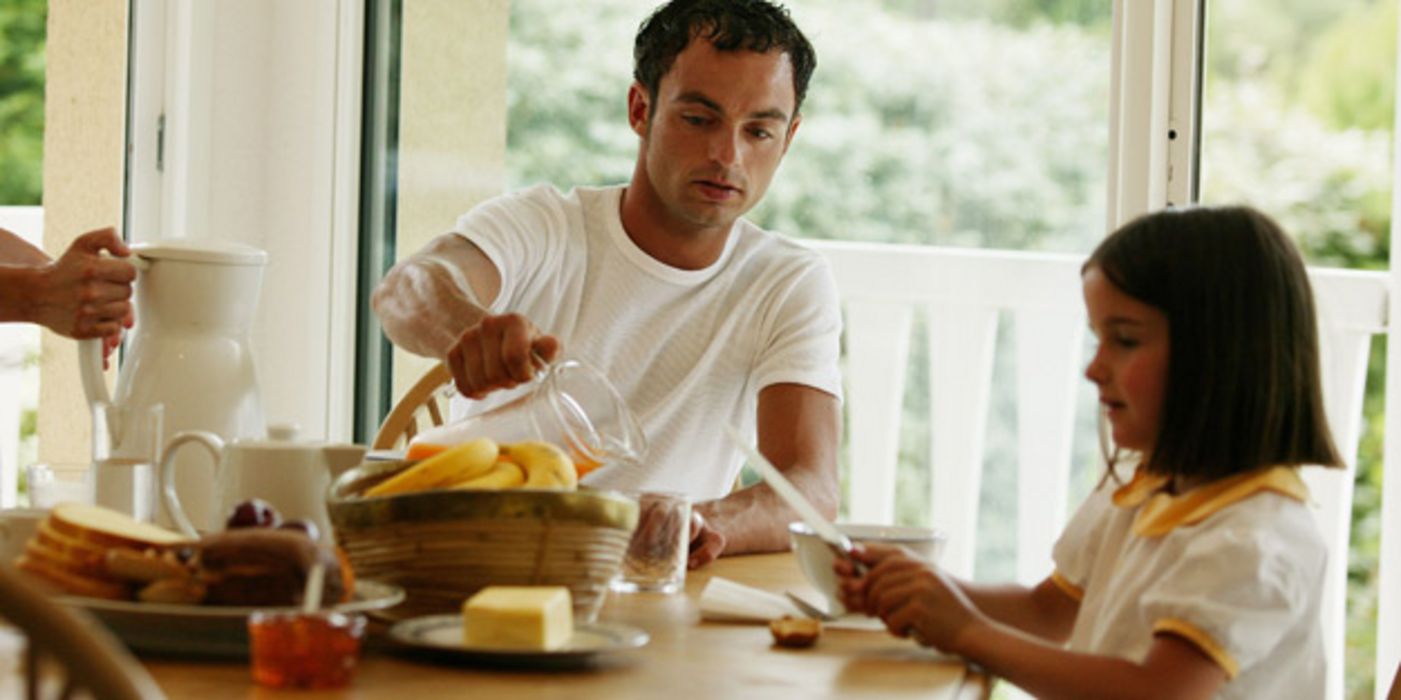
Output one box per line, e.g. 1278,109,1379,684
373,234,560,397
372,234,501,359
690,383,840,566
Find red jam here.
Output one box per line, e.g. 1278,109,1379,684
248,611,366,689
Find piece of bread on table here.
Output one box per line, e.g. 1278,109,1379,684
769,616,822,648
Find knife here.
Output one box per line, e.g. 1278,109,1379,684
722,424,864,573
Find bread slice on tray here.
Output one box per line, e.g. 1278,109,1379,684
15,503,192,600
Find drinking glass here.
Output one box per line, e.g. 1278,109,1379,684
612,491,690,594
25,463,93,509
91,402,163,521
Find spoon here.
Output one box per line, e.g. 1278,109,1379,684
302,563,325,613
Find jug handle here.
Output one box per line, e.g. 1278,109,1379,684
160,430,224,538
78,339,112,406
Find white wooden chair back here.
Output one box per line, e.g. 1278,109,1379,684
812,239,1387,700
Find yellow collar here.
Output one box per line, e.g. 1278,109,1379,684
1112,466,1310,537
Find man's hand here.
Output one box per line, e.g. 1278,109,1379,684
687,510,726,569
445,313,562,399
26,228,136,341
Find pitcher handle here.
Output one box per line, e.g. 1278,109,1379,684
160,431,224,538
78,339,111,407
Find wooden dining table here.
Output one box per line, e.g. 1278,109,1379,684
142,552,990,699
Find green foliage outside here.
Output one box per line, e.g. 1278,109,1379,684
0,0,45,206
505,0,1396,696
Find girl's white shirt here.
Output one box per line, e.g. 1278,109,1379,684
1052,467,1326,699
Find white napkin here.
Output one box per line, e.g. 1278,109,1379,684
698,577,806,622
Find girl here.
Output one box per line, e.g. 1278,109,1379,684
836,206,1342,699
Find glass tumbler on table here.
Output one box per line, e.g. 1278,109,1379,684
90,401,163,521
25,463,93,509
613,491,691,594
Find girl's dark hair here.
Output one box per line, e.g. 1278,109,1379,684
1085,205,1342,479
634,0,816,114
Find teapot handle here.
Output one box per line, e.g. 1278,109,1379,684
78,339,112,406
160,430,224,538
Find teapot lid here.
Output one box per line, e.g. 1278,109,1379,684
132,239,268,266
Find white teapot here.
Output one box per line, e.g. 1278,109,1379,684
159,425,366,537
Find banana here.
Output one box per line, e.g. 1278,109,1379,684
365,437,499,497
449,460,526,490
501,441,578,490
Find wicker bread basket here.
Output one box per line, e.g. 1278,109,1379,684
328,460,639,622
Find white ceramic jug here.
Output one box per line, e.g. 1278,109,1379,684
159,425,367,537
80,239,269,531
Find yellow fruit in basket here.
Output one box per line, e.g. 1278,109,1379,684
365,437,500,497
501,441,578,490
405,442,449,461
450,459,526,490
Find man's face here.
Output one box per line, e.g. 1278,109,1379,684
629,39,801,233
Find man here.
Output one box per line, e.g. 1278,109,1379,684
0,226,135,360
373,0,840,568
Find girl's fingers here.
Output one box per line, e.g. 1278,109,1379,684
882,600,936,647
869,571,926,619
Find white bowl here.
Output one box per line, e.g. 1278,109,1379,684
788,522,947,617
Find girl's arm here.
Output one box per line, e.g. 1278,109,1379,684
950,577,1079,643
958,623,1227,700
840,545,1226,699
836,544,1079,643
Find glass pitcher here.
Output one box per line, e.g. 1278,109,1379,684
410,358,645,476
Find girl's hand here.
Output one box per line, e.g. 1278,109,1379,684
834,542,902,615
870,560,982,652
838,543,984,653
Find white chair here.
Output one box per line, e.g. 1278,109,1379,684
812,239,1388,700
0,563,166,699
371,362,453,450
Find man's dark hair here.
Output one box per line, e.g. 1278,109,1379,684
1085,205,1342,480
634,0,816,114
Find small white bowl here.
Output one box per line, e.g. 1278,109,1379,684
788,522,947,617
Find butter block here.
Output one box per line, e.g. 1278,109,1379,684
463,586,574,650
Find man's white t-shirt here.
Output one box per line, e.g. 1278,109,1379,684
443,184,843,500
